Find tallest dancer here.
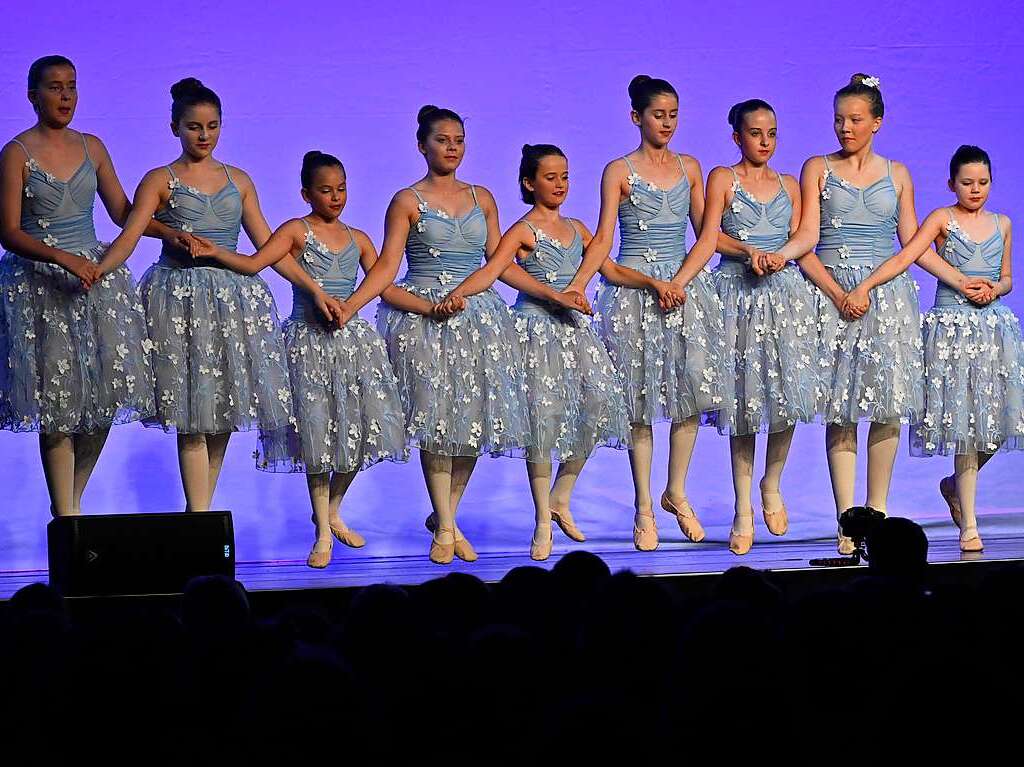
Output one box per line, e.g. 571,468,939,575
587,75,723,551
768,74,963,552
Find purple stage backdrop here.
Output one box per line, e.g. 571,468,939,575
1,1,1023,569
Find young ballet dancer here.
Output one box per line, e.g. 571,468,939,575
843,145,1017,551
95,77,339,513
669,99,848,554
0,55,164,517
191,150,409,567
334,105,531,564
587,74,719,551
432,143,631,560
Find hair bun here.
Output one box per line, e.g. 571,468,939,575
417,105,440,124
628,74,652,99
303,150,323,163
521,143,533,154
850,72,879,89
727,102,741,128
170,77,204,100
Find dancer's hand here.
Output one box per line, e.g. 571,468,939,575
333,300,355,327
432,294,466,319
190,235,220,259
64,255,101,290
656,280,686,311
317,292,345,325
841,286,870,320
556,287,592,315
163,230,200,257
761,251,787,274
963,278,998,305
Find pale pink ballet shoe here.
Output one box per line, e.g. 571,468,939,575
424,513,477,562
530,523,553,561
312,512,365,549
633,509,659,552
550,508,586,542
429,527,456,565
959,526,984,553
306,540,333,569
729,514,754,555
940,476,963,530
660,492,705,542
760,486,789,536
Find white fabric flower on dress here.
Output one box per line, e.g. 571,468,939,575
43,234,58,247
26,158,40,172
428,247,441,258
546,271,559,283
737,229,750,241
37,218,50,229
638,220,648,231
821,187,832,201
731,199,743,213
438,271,453,286
416,220,425,233
838,245,851,259
644,248,658,263
830,217,842,229
627,173,640,186
181,222,193,233
418,201,429,213
435,208,450,220
731,179,741,193
24,185,34,198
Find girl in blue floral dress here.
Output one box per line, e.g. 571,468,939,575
97,78,335,514
433,144,631,561
197,151,408,568
0,56,165,517
338,106,530,564
843,145,1019,552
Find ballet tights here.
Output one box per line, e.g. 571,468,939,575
953,451,994,533
420,451,476,544
177,432,231,512
307,469,358,553
729,425,795,534
527,458,587,541
39,430,110,517
825,422,901,519
629,415,699,531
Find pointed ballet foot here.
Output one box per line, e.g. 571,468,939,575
550,508,586,542
939,476,963,531
760,486,789,536
306,541,333,569
530,523,553,561
429,527,456,565
314,512,365,548
959,527,984,553
633,509,659,552
660,492,705,542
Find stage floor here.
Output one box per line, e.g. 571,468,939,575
3,517,1023,600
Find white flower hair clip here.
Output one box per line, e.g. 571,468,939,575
860,76,880,89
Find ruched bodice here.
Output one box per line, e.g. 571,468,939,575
155,165,242,267
617,155,690,266
817,157,899,268
513,221,582,316
290,220,360,322
719,168,792,275
15,135,99,255
401,186,487,290
934,213,1004,307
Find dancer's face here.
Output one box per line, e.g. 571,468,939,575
734,109,777,165
419,119,465,174
524,154,569,208
302,165,347,220
29,65,77,128
833,96,880,154
173,103,221,160
949,162,991,212
633,93,678,148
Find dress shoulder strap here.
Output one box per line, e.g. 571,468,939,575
407,187,426,204
822,154,833,171
523,220,539,237
222,164,235,183
342,222,357,248
299,217,313,234
79,132,92,164
885,158,893,178
622,156,638,174
164,166,178,181
10,138,31,159
468,184,479,205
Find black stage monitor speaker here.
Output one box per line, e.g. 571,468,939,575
47,511,235,597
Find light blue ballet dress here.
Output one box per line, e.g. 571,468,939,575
375,185,530,456
814,156,924,424
140,164,291,434
712,168,819,435
911,211,1024,455
593,155,725,426
510,220,630,462
0,134,154,433
256,220,408,472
